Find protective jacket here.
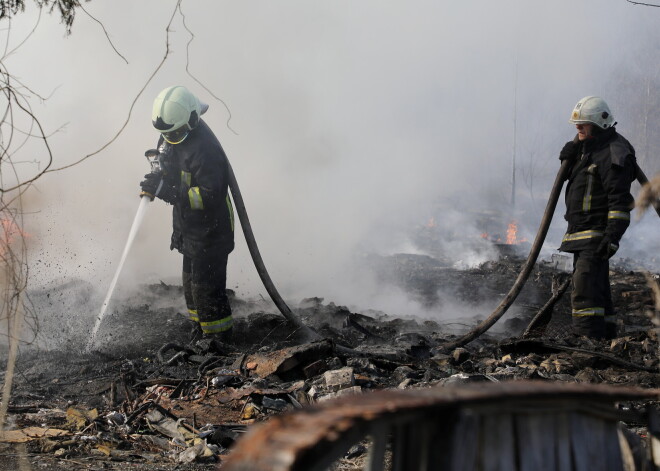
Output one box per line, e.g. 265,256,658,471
559,128,636,253
158,120,235,258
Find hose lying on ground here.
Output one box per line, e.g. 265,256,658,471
227,163,321,342
440,160,660,352
439,158,574,352
228,164,372,357
229,157,658,353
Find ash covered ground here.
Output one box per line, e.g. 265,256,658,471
0,244,658,470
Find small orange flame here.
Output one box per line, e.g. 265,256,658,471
426,217,436,228
506,221,517,244
505,220,527,245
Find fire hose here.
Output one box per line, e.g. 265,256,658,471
440,160,659,352
226,163,321,342
228,165,373,356
142,149,657,354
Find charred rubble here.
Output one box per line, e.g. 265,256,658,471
0,248,659,470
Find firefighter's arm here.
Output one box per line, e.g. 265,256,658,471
187,150,227,210
602,153,636,244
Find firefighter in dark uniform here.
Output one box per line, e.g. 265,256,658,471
558,96,636,339
140,86,235,342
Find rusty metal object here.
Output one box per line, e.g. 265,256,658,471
241,339,334,379
222,381,659,471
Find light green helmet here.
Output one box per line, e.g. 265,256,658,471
152,86,208,144
568,96,615,130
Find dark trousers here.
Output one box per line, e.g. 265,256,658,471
571,250,613,338
182,247,232,334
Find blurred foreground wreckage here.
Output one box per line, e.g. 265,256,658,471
223,381,660,471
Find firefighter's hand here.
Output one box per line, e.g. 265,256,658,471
140,172,162,200
559,138,580,162
596,235,619,260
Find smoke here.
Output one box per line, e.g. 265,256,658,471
4,0,660,328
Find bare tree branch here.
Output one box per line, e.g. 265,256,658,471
78,2,128,64
0,75,54,192
626,0,660,7
178,1,238,135
46,0,181,172
2,6,41,60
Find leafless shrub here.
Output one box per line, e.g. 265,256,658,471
0,0,237,436
0,0,89,434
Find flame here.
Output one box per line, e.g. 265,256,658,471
506,221,518,244
426,217,436,228
505,220,527,245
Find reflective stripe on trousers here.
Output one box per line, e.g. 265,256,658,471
572,307,605,317
182,248,232,334
200,315,233,334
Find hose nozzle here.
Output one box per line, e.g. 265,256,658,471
145,148,162,173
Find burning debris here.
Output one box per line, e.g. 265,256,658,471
0,247,659,469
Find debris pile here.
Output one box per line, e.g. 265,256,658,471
1,252,658,469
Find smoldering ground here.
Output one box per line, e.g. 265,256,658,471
1,1,659,352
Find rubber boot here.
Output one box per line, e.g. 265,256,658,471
604,316,617,340
187,320,203,343
215,326,233,344
196,331,233,355
572,315,605,339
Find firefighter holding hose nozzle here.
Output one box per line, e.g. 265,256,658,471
558,96,636,340
140,86,235,345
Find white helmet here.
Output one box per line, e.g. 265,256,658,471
152,86,209,144
568,96,615,129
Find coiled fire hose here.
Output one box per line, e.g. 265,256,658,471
440,160,659,352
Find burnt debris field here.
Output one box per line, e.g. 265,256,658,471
1,246,659,470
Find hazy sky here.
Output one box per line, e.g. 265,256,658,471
4,0,660,318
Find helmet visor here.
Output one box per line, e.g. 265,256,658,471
162,128,189,144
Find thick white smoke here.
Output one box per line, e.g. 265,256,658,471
4,0,659,324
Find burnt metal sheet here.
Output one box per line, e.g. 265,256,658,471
242,339,334,379
222,381,659,471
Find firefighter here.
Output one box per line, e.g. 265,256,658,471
140,85,235,343
558,96,636,339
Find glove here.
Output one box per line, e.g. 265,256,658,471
596,235,619,260
559,135,580,162
139,172,162,200
139,172,178,204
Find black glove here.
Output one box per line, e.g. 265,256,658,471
596,235,619,260
559,135,580,162
139,172,161,200
139,172,178,204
